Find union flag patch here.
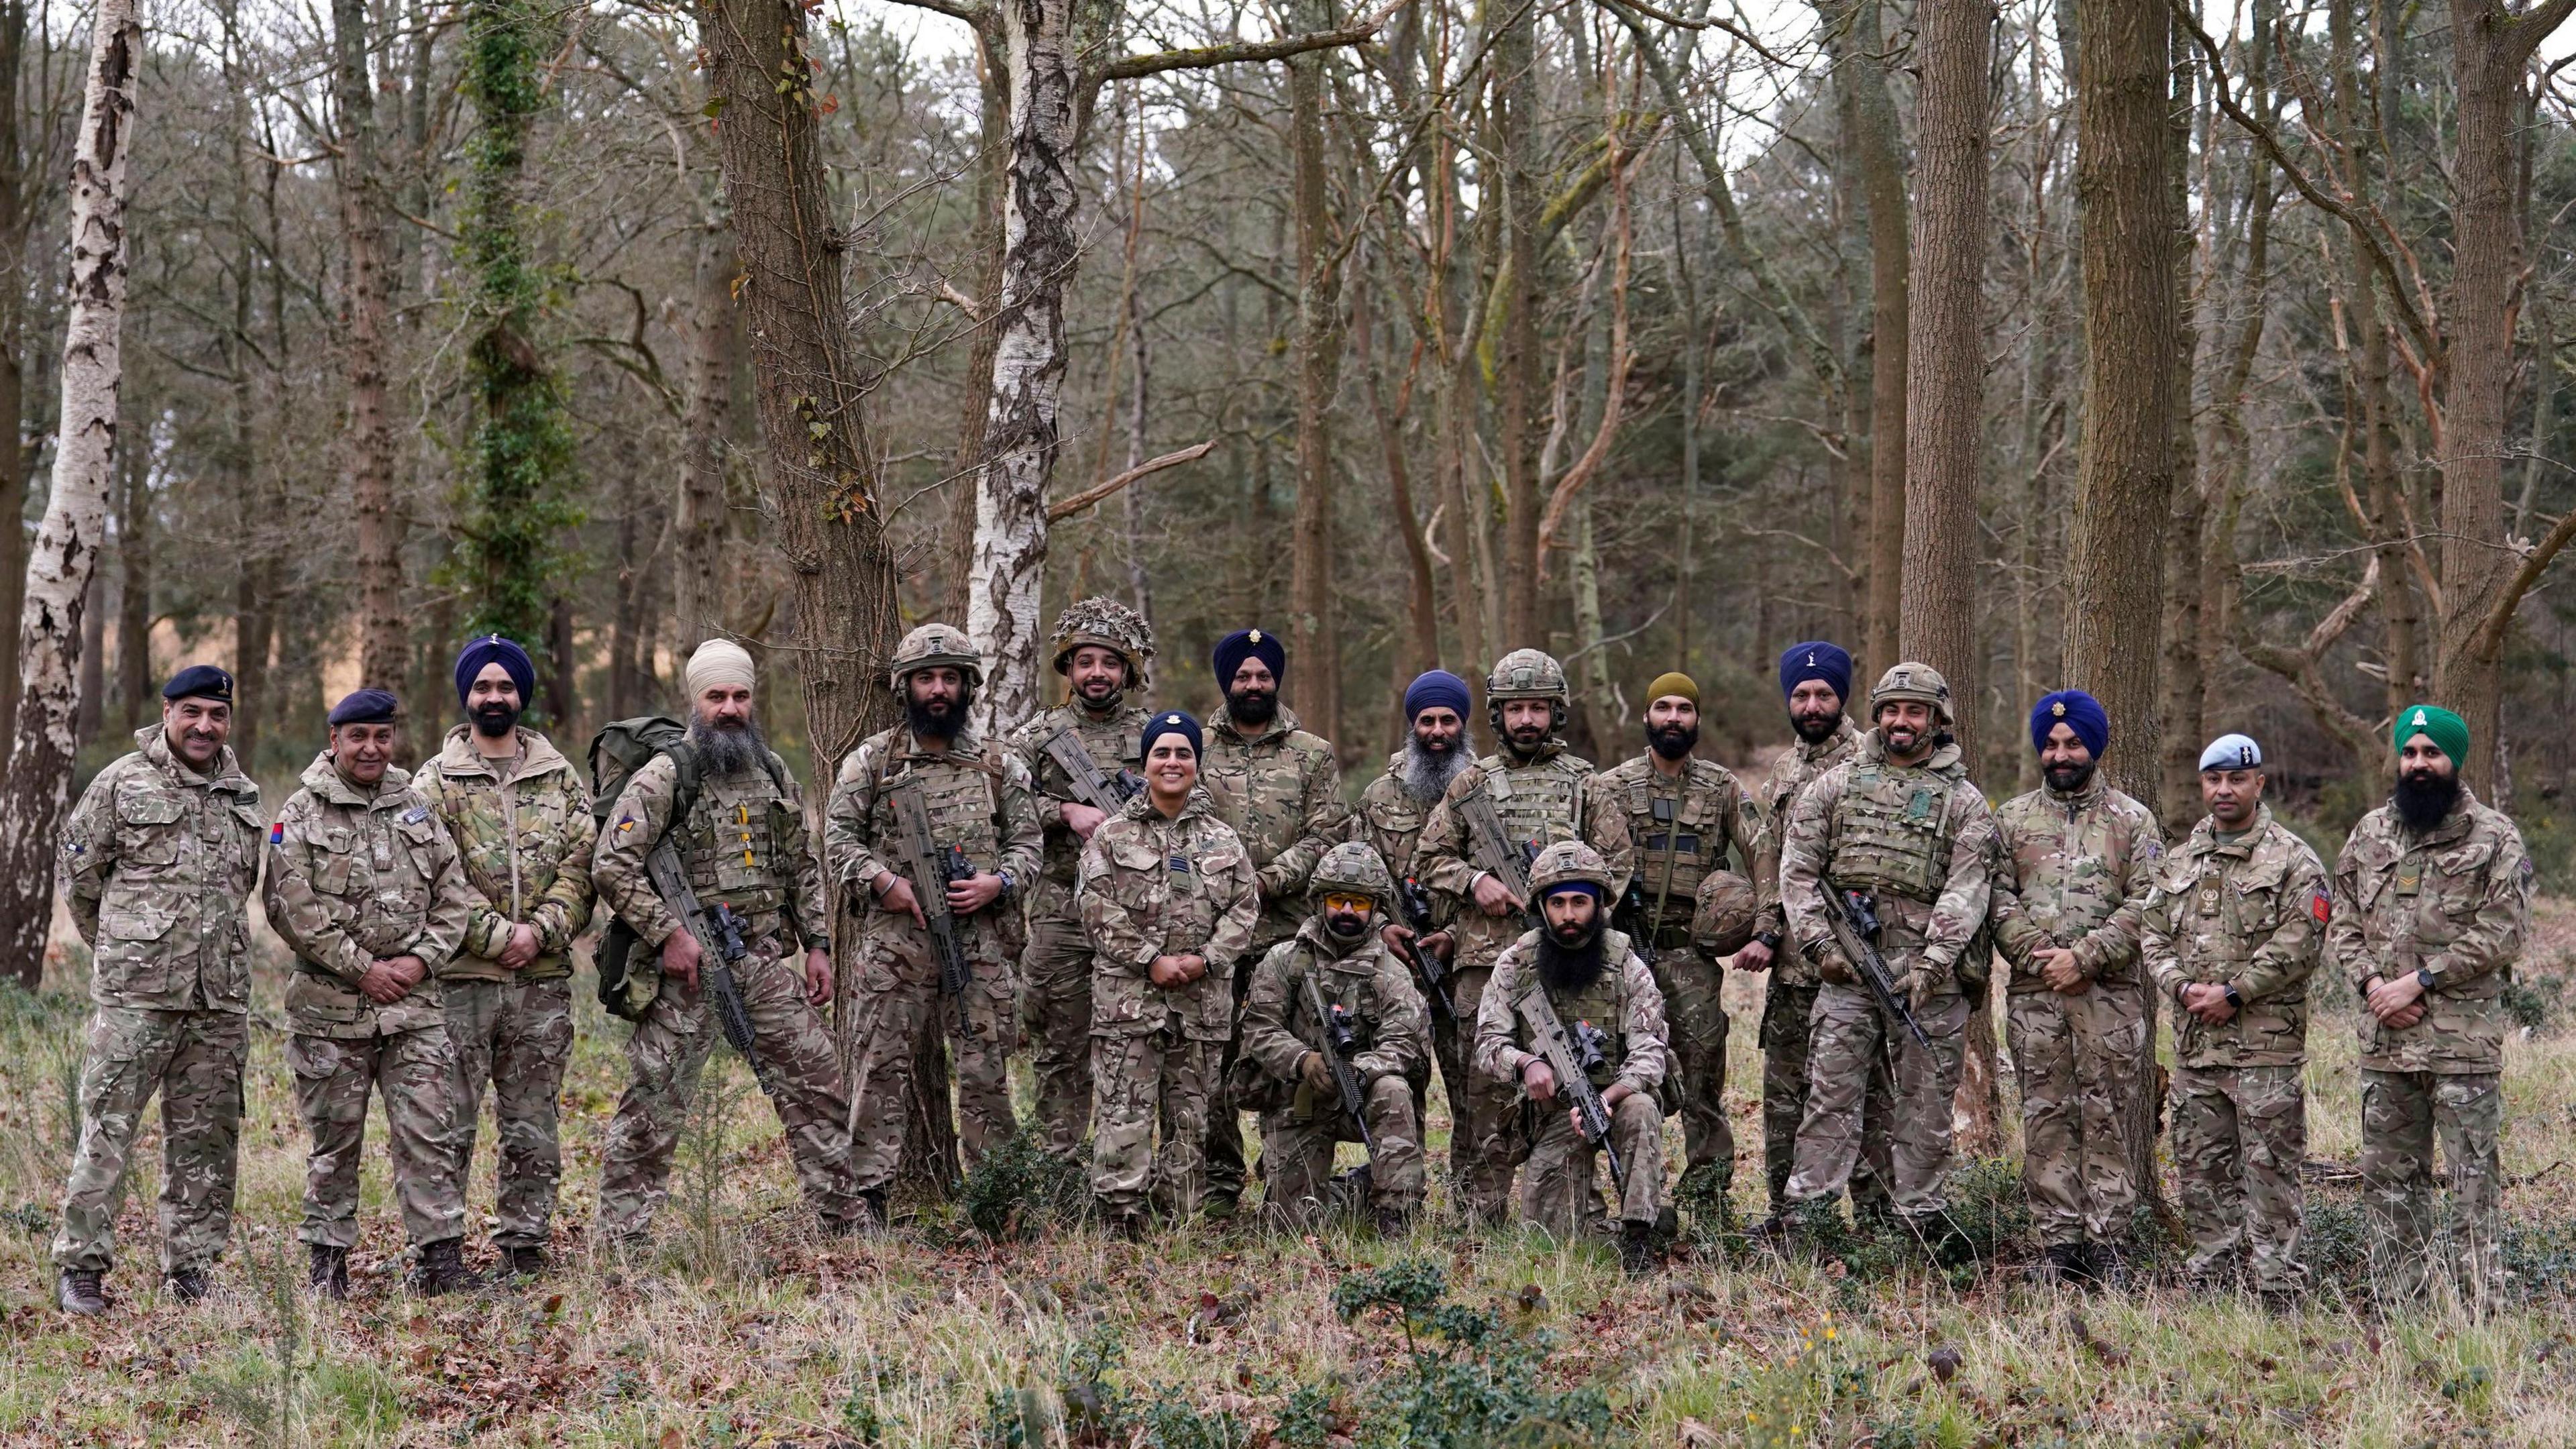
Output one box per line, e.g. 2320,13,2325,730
2310,889,2331,924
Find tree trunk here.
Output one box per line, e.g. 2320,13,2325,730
335,0,403,690
1837,0,1909,678
676,220,734,650
0,0,28,737
1286,6,1342,746
941,34,1008,623
0,0,141,987
115,429,147,727
1495,0,1541,647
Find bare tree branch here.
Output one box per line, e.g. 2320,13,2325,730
1045,441,1214,521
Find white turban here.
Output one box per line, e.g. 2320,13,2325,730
686,639,757,696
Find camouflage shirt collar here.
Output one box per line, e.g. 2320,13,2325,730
1210,702,1303,745
1124,783,1216,824
892,724,988,761
301,750,414,808
1798,716,1864,764
2188,802,2275,858
1295,912,1375,964
2042,774,2106,810
438,722,569,781
138,724,253,795
2395,785,2481,847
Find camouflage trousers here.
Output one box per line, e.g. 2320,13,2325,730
1519,1091,1664,1238
1201,938,1276,1205
1786,981,1968,1223
287,1026,466,1250
1652,943,1734,1189
2006,982,2145,1246
2170,1063,2306,1295
1258,1075,1426,1228
53,1006,249,1277
1090,1026,1216,1219
846,939,1019,1191
1417,967,1476,1201
443,976,575,1250
2360,1069,2503,1299
1448,965,1531,1226
597,949,860,1239
1020,906,1095,1159
1758,977,1890,1216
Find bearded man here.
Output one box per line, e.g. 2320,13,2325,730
1348,670,1472,1144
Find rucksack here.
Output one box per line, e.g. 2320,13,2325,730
586,716,790,1019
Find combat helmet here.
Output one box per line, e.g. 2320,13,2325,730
1527,840,1612,898
888,623,985,690
1868,661,1952,726
1485,647,1570,740
1308,840,1396,914
1049,596,1155,691
1692,870,1758,957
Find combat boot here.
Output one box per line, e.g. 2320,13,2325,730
166,1265,211,1304
1373,1205,1415,1240
1619,1220,1658,1277
500,1246,548,1279
56,1269,108,1316
2091,1241,2131,1291
2031,1242,2086,1285
409,1238,483,1297
835,1187,889,1237
307,1245,350,1301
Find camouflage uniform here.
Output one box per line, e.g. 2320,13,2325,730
265,753,475,1252
1197,701,1343,1205
591,749,858,1238
1778,722,1996,1228
1754,715,1888,1214
2329,786,2531,1297
52,727,264,1281
1348,752,1460,1155
1597,751,1779,1198
1989,777,2162,1251
1474,922,1669,1238
827,720,1042,1188
2142,803,2327,1295
1076,787,1261,1222
1234,847,1429,1226
421,724,594,1253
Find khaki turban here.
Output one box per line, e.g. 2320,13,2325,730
686,639,756,696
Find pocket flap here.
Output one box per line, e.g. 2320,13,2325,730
100,906,178,941
116,790,183,826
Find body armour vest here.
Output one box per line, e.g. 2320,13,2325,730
676,764,800,928
1480,751,1592,853
1535,934,1634,1089
1827,761,1960,906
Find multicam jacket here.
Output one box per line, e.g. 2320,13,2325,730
58,727,265,1012
1756,715,1865,987
1350,752,1456,930
1778,731,1996,990
421,724,595,983
1414,741,1633,975
2140,804,2328,1069
1075,788,1261,1041
1236,915,1428,1116
2329,788,2532,1075
825,722,1042,968
1005,700,1152,912
265,753,474,1037
592,752,828,953
1596,753,1782,953
1472,928,1669,1099
1988,778,2163,991
1199,703,1344,949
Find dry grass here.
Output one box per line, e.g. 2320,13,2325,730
1,902,2571,1446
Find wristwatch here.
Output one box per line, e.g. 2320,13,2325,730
997,867,1018,903
1754,930,1783,953
2416,967,2436,991
2222,983,2244,1010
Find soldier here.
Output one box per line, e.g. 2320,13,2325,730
1197,628,1344,1218
1076,711,1262,1236
1596,672,1779,1210
1989,689,2163,1284
1750,641,1890,1224
1776,663,1997,1248
1232,841,1429,1234
52,665,264,1314
2141,733,2327,1307
1005,598,1157,1159
1473,841,1668,1273
2329,705,2532,1301
592,641,861,1241
1414,649,1633,1225
423,635,595,1278
1348,670,1470,1144
830,624,1042,1220
264,689,478,1298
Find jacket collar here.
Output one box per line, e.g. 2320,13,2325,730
2043,773,2106,810
437,722,569,780
1797,716,1864,765
1295,912,1372,963
1123,783,1216,824
2395,785,2481,847
888,722,989,761
2188,802,2275,858
301,750,412,808
1210,703,1302,745
138,725,254,796
1861,729,1962,776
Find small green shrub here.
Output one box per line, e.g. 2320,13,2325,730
959,1124,1091,1244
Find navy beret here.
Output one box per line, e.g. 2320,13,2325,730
454,635,536,713
1140,710,1203,760
327,688,400,727
161,664,233,704
1212,628,1286,688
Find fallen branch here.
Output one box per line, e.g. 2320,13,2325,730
1046,441,1213,521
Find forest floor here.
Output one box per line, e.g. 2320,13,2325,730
1,902,2573,1447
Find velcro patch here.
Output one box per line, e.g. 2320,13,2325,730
268,822,284,846
1169,856,1191,873
2310,889,2331,924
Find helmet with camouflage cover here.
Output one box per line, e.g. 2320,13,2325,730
1049,595,1155,691
1308,840,1396,914
1868,661,1952,727
1526,840,1612,898
888,623,985,691
1485,647,1569,739
1691,869,1758,957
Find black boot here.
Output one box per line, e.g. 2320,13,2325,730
1619,1221,1658,1276
166,1265,211,1303
308,1245,350,1302
830,1187,888,1238
500,1246,548,1279
2033,1242,2086,1285
1373,1205,1415,1240
56,1269,107,1316
409,1238,482,1297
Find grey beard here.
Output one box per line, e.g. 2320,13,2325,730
1400,737,1468,804
690,714,770,777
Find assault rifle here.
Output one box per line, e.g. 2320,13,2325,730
1613,878,1659,970
1458,792,1538,924
1040,726,1141,814
1303,973,1375,1157
643,841,775,1097
1513,983,1627,1196
890,780,976,1034
1817,887,1933,1050
1393,875,1456,1022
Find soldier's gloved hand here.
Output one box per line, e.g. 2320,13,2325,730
1299,1051,1334,1093
1813,943,1856,987
1904,963,1943,1012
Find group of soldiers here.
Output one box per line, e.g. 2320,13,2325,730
46,598,2531,1313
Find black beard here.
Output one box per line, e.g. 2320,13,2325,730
1227,687,1277,727
1647,722,1699,761
2394,770,2461,834
1536,921,1607,992
1792,710,1843,745
689,713,769,777
471,702,520,740
1323,911,1371,943
1073,677,1124,712
1400,734,1468,804
907,686,972,742
1504,725,1550,759
2043,759,2096,794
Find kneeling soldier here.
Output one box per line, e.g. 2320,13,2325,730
1234,841,1428,1234
1474,841,1670,1272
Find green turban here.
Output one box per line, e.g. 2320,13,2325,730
2394,703,2469,770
